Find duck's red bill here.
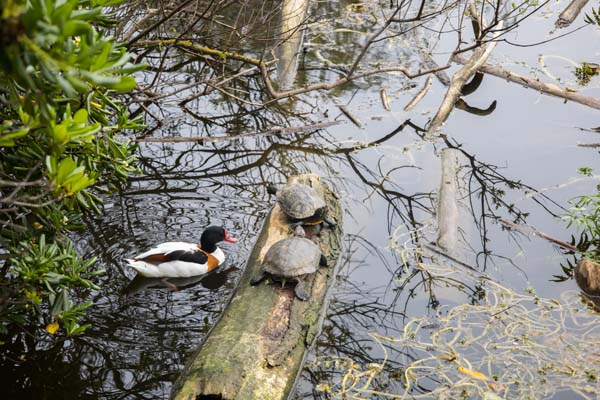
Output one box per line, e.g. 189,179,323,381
224,230,238,243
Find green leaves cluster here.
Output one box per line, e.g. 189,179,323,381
9,235,104,335
563,168,600,263
0,0,143,337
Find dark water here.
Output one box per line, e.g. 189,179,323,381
3,0,600,399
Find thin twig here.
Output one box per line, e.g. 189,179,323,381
135,120,344,143
499,218,578,252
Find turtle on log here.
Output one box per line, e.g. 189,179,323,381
250,235,327,301
268,182,336,234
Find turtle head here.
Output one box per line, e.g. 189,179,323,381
292,225,306,237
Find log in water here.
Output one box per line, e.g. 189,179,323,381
437,148,461,252
170,173,343,400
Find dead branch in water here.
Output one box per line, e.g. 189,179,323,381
337,105,362,127
453,55,600,110
404,75,433,111
135,120,344,143
133,23,450,104
427,3,504,135
418,49,451,86
555,0,590,28
499,219,578,252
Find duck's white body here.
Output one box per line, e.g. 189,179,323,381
126,242,225,278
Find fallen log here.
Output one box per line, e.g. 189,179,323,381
555,0,590,28
170,173,343,400
453,54,600,110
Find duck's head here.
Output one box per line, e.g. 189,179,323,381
201,226,237,252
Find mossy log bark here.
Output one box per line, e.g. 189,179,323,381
170,174,342,400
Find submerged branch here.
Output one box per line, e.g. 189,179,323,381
428,17,504,135
453,55,600,110
404,75,433,111
499,218,578,252
437,149,462,252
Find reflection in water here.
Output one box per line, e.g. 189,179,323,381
122,266,239,295
3,0,598,399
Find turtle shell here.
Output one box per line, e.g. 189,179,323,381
276,183,327,220
262,237,321,278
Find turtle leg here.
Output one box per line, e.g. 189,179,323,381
250,271,268,286
294,279,311,301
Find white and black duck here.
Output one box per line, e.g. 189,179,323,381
126,226,237,278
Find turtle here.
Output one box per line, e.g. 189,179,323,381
267,182,336,234
250,235,327,301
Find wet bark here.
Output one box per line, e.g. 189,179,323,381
170,173,343,400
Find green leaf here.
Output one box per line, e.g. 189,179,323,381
0,128,29,147
63,20,92,37
109,76,137,92
73,109,88,124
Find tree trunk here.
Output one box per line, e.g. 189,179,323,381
170,173,343,400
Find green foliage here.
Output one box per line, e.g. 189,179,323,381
574,62,599,86
0,0,143,337
6,235,103,335
584,7,600,26
563,168,600,263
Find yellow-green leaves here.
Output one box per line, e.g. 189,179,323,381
0,0,140,338
0,123,29,146
46,156,95,196
50,107,100,145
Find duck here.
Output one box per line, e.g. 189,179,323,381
126,226,237,278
